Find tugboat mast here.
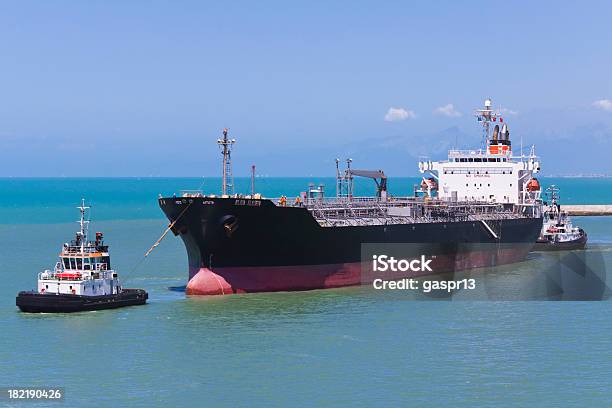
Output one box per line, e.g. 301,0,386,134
217,128,236,196
76,198,90,253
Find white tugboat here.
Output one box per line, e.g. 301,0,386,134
535,185,587,251
16,199,148,313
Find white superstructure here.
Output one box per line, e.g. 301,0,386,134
37,199,122,296
419,99,541,206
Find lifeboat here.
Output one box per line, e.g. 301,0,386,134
526,178,541,192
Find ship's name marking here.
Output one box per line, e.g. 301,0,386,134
234,199,261,207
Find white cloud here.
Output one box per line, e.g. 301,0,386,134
434,103,461,117
384,107,416,122
593,99,612,112
500,108,518,116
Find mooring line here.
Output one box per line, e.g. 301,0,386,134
127,198,196,275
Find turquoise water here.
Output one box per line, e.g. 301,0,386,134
1,177,610,224
1,178,612,407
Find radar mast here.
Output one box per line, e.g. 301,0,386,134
474,98,500,148
76,198,90,252
217,128,236,196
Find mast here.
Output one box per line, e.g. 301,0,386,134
335,158,341,197
77,198,90,253
473,98,500,149
346,158,353,198
251,164,255,196
217,128,236,196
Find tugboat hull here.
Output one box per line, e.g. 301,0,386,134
16,289,148,313
534,233,588,251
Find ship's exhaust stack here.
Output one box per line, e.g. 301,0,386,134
501,123,510,141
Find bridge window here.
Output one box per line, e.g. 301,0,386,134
468,158,474,162
76,258,83,269
101,256,111,269
69,258,76,269
63,258,70,269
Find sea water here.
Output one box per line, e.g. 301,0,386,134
1,178,611,407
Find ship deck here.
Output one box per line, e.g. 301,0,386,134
300,196,536,227
178,192,539,227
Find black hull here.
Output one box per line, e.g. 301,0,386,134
534,234,588,251
16,289,148,313
159,197,544,295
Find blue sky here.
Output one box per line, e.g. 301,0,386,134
1,1,612,176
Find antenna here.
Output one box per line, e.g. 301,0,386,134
473,98,500,150
77,198,90,252
217,128,236,196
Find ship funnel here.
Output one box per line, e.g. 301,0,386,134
492,124,499,141
501,124,509,141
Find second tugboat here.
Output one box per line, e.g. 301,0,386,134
535,185,588,251
16,200,148,313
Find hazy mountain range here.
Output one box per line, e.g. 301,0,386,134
3,106,612,177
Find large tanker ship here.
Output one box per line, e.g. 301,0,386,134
159,99,544,295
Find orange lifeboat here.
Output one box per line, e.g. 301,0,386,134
526,178,541,192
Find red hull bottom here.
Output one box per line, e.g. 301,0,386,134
186,247,532,296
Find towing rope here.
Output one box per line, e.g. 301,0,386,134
128,178,209,276
127,197,196,276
